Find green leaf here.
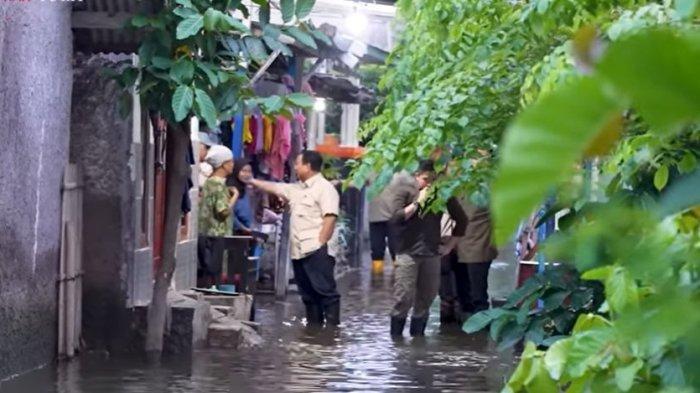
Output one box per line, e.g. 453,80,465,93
286,92,314,108
524,357,558,393
614,359,643,391
262,95,285,113
544,338,572,380
490,314,513,341
262,36,293,57
505,276,543,308
654,165,670,191
130,15,149,27
497,321,527,351
296,0,315,19
203,8,224,31
463,308,507,333
150,56,172,70
542,290,570,312
581,266,612,282
172,85,194,122
263,24,282,38
176,14,204,39
175,0,194,8
169,60,195,84
492,77,623,244
173,7,199,19
281,0,295,23
597,29,700,134
223,14,248,32
678,152,697,174
284,26,318,49
606,266,639,314
194,88,218,128
566,329,614,378
259,3,270,26
310,28,332,46
196,62,219,87
244,36,268,63
658,169,700,216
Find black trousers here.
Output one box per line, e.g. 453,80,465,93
369,221,397,261
292,246,341,309
453,260,492,313
440,253,492,319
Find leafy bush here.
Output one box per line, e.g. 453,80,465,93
464,265,604,351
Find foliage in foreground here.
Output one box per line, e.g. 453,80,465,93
357,0,700,391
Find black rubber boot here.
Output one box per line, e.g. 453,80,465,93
409,317,428,337
305,304,324,326
390,317,407,337
324,302,341,327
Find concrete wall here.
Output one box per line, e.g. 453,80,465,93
69,55,135,352
0,1,73,381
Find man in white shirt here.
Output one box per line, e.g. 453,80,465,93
245,151,341,327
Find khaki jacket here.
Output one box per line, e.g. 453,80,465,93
456,200,498,263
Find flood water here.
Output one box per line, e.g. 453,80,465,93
2,264,515,393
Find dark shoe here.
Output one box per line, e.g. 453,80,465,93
409,317,428,337
390,317,407,337
305,304,324,326
324,302,341,327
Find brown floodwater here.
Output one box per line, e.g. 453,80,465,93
1,265,515,393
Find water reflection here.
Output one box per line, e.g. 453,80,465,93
2,264,514,393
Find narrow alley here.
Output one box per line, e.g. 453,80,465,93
2,263,514,393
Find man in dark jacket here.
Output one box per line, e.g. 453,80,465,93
387,161,468,337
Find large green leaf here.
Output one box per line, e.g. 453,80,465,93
176,14,204,39
194,88,218,129
196,61,219,87
284,26,318,49
654,165,670,191
597,29,700,134
173,7,199,19
169,60,194,84
492,77,623,244
172,85,194,122
203,8,224,31
295,0,315,19
544,338,572,380
261,95,285,113
286,92,314,108
463,308,507,333
606,266,639,314
309,28,332,46
566,329,614,378
614,359,643,391
571,313,610,334
262,36,293,57
244,36,268,64
281,0,295,23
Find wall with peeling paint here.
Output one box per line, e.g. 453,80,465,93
0,2,73,381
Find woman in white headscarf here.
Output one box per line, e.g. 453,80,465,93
199,145,238,236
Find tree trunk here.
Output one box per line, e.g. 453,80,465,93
146,120,191,353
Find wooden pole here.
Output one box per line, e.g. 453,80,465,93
146,120,191,353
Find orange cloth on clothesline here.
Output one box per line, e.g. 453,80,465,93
263,116,273,153
243,115,253,144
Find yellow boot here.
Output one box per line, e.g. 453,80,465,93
372,260,384,275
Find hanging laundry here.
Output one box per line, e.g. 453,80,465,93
253,113,264,153
263,116,273,153
243,115,253,144
294,111,307,146
245,114,258,156
266,115,292,180
231,114,244,158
